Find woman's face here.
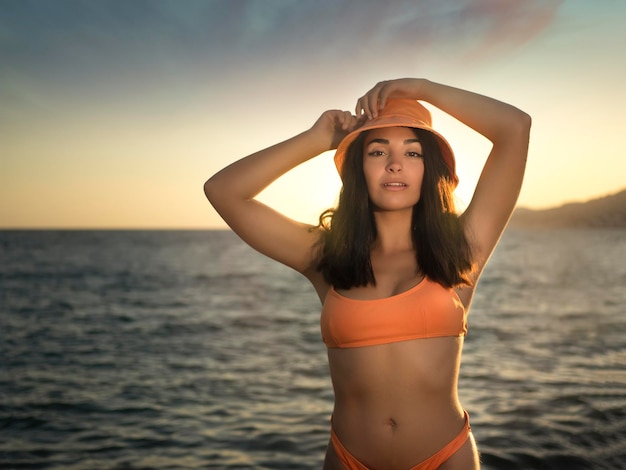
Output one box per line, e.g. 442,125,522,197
362,126,425,211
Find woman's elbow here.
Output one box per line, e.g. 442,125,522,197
520,110,532,131
515,109,532,135
203,172,242,211
506,109,532,143
203,174,221,205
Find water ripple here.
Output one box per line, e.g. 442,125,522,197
1,229,625,469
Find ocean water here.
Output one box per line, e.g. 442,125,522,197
1,229,625,469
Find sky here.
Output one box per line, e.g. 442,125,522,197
1,0,625,229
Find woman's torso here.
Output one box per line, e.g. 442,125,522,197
317,273,472,468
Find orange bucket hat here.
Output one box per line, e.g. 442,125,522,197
333,99,458,187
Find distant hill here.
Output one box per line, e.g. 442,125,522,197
509,189,626,228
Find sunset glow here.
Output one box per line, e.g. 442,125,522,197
1,0,625,228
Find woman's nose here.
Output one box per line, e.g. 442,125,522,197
386,154,403,172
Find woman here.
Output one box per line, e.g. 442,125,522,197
204,78,531,469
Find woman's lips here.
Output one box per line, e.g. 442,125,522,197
382,182,407,190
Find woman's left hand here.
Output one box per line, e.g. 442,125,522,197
356,78,427,119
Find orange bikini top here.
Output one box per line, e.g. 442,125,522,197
320,277,467,349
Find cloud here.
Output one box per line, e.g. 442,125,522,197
1,0,564,66
450,0,565,59
203,0,565,65
0,0,564,115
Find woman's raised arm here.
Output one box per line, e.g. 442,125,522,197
358,78,531,271
204,110,362,275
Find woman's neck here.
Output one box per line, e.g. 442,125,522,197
372,209,414,254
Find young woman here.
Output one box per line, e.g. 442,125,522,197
204,78,531,469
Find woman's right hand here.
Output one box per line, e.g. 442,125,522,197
310,110,365,152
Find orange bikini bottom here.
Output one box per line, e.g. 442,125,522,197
330,410,471,470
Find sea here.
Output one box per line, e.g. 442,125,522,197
1,228,625,470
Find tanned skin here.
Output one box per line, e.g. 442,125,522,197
205,78,531,469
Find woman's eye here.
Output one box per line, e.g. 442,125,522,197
367,150,386,157
407,151,423,158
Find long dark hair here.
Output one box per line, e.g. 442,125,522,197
315,127,474,289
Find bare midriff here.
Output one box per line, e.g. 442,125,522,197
327,337,466,469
